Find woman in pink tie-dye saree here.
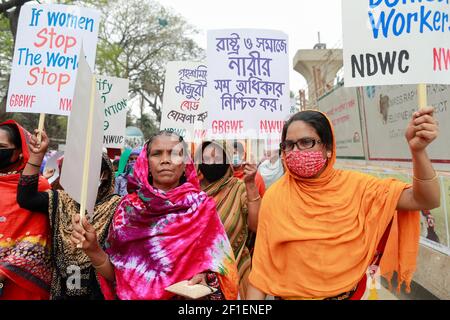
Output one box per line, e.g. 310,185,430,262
71,131,238,300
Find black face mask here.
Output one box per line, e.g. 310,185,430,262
0,148,16,169
199,163,229,183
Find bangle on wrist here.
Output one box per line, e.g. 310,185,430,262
248,195,261,203
27,161,42,168
413,172,438,183
92,255,110,269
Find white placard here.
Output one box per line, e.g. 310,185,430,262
318,86,365,158
362,84,450,162
6,3,100,115
160,61,208,142
206,29,290,140
60,49,104,214
343,0,450,87
97,76,129,148
44,151,64,184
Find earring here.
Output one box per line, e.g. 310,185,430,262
327,152,332,158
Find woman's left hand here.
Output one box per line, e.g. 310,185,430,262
29,129,49,156
43,168,55,179
405,106,439,153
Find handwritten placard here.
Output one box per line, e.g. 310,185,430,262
97,76,129,148
160,61,208,142
6,3,100,115
206,29,290,140
343,0,450,87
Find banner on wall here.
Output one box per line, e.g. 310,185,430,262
317,86,365,159
362,84,450,162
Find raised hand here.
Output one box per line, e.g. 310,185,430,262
405,107,439,153
243,162,257,185
28,129,49,156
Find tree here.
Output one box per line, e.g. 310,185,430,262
96,0,204,126
0,0,32,40
0,15,13,114
0,0,203,144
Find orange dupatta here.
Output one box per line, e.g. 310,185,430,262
248,111,420,299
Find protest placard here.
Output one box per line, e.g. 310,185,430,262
44,151,64,184
160,61,208,142
342,0,450,87
206,29,290,140
97,76,129,148
60,49,104,216
6,3,100,115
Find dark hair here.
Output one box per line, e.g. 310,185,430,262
0,124,22,149
233,141,244,155
101,156,109,173
281,111,333,151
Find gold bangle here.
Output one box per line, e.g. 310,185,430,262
413,173,438,183
248,195,261,203
92,255,109,269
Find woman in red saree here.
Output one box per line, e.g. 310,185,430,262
0,120,52,300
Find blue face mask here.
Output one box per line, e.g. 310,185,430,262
232,154,242,167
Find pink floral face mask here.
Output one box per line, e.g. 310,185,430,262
285,150,327,178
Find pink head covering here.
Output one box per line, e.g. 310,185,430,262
99,144,238,300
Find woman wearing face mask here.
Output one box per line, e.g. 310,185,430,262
0,120,52,300
247,109,440,300
16,130,121,300
70,131,238,300
196,141,261,299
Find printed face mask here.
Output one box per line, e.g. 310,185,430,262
285,150,327,178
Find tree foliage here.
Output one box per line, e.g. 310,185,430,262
0,0,203,144
96,0,204,125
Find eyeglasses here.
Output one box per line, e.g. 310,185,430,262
280,138,322,152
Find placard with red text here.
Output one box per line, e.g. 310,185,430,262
7,3,100,115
